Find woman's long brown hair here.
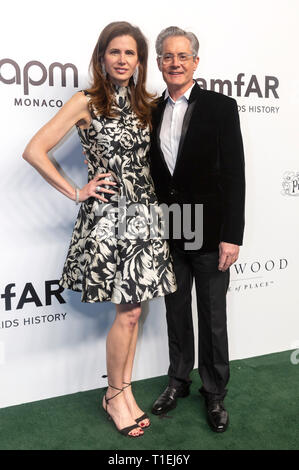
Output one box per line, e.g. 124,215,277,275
87,21,156,129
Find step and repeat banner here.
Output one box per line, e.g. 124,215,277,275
1,0,298,408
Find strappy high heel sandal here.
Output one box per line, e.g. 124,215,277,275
103,382,143,438
123,381,151,429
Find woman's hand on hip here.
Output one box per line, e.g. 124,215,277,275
79,173,118,203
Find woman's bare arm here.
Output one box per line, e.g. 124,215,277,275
22,91,117,202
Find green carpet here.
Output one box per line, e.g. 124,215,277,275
0,350,298,450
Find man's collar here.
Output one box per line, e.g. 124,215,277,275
164,81,196,102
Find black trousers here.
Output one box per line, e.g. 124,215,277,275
165,245,230,401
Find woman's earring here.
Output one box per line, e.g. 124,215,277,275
133,66,139,86
101,61,107,79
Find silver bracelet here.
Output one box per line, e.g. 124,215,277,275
75,188,80,205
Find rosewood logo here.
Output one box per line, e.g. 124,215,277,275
0,58,79,95
233,258,288,275
281,172,299,196
228,257,288,293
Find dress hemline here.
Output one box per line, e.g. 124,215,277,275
59,282,177,305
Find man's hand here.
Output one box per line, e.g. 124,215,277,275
218,242,239,271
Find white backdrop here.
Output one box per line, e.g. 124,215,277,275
1,0,299,408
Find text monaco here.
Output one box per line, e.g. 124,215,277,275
14,98,63,108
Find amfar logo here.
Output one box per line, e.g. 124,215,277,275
0,281,68,330
195,73,279,99
281,172,299,196
0,280,65,311
196,73,280,114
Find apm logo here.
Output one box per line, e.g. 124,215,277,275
0,58,79,108
0,58,79,95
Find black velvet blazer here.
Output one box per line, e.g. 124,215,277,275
150,82,245,252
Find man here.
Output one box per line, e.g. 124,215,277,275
150,27,245,432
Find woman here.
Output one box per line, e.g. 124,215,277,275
23,22,176,438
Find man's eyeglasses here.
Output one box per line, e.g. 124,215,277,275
158,53,195,64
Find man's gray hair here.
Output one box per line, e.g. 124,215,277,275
155,26,199,57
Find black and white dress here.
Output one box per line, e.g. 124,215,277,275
59,86,177,304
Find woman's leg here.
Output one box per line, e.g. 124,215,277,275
103,303,143,436
123,319,150,428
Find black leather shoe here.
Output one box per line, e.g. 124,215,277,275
205,400,229,433
151,384,190,415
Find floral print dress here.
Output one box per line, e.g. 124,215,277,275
59,86,177,304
